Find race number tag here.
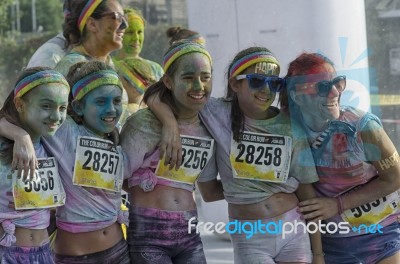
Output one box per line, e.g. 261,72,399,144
73,136,123,192
13,157,65,210
340,187,399,227
156,135,214,184
230,131,292,182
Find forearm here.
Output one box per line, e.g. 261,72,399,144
340,175,400,211
0,117,29,140
147,93,177,126
296,184,324,257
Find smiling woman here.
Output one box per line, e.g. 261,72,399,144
55,0,127,76
113,8,164,81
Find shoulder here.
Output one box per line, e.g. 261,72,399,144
121,109,161,135
55,51,87,76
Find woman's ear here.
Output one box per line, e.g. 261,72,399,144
85,17,98,33
14,97,24,113
71,100,84,116
229,76,240,92
162,75,173,91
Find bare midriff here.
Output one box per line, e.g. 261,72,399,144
229,192,299,220
54,222,123,255
0,226,49,247
130,185,196,211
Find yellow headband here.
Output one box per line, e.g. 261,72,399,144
163,41,212,73
78,0,103,33
14,70,70,98
72,70,123,100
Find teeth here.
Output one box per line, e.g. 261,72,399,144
189,94,204,100
255,95,269,102
102,117,115,122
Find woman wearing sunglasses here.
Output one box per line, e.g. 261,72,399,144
281,52,400,264
55,0,128,76
147,47,324,264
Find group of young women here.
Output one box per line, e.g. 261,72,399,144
0,0,399,264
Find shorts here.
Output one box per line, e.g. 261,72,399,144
0,242,54,264
127,206,206,264
323,220,400,264
54,239,129,264
229,207,312,264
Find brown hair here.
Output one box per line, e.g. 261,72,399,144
62,0,111,47
166,26,200,45
226,47,278,142
143,41,211,117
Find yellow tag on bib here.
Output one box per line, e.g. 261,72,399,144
156,135,214,185
230,131,292,182
13,157,66,210
340,187,399,227
73,136,123,192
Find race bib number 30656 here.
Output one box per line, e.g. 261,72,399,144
156,135,214,184
73,136,123,192
13,157,65,210
230,132,292,182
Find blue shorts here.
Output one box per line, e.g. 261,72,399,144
0,242,54,264
323,220,400,264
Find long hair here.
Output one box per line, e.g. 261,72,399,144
62,0,110,47
0,67,52,164
226,47,276,142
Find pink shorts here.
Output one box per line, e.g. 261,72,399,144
229,207,312,264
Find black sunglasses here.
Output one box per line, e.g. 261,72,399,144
235,74,285,92
315,75,346,97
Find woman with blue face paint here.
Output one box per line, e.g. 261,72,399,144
120,40,221,264
147,47,324,264
0,68,70,263
0,61,130,263
281,53,400,264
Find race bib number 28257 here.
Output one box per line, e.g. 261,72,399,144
73,136,123,192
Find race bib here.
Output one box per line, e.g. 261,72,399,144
73,136,123,192
230,131,292,182
13,157,65,210
340,186,400,227
156,135,214,184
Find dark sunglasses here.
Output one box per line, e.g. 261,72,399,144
315,75,346,97
98,12,128,28
235,74,285,92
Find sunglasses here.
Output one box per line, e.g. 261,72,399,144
235,74,285,92
98,12,128,28
315,75,346,97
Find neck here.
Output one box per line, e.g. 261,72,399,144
177,113,199,125
81,41,109,62
301,113,329,132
